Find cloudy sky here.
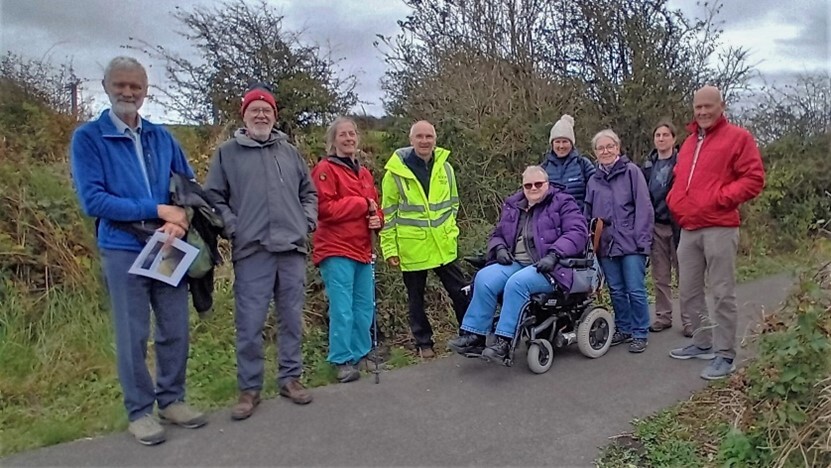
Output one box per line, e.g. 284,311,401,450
1,0,828,120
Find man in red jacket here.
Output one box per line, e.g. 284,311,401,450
666,85,765,380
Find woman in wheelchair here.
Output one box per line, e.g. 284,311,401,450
448,165,588,361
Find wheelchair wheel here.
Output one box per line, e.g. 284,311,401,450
526,339,554,374
577,306,613,358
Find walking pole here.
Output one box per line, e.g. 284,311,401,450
371,250,380,384
369,205,381,384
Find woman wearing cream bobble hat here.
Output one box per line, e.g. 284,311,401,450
540,114,596,210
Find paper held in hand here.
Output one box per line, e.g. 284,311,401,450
128,231,199,286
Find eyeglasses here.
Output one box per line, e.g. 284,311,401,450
595,144,618,153
246,107,274,116
523,181,547,190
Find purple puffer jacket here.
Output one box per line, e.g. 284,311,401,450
584,156,654,257
487,186,589,291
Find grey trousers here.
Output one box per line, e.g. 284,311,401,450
677,227,740,359
651,223,687,326
234,249,306,390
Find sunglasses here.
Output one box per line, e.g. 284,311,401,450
523,181,547,190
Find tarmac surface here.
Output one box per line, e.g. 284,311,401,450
2,274,793,467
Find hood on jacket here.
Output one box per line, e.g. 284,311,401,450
233,128,288,148
385,146,451,177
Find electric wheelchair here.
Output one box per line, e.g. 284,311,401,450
459,219,613,374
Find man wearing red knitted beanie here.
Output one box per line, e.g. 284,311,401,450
205,84,318,420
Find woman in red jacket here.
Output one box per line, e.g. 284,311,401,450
312,117,383,383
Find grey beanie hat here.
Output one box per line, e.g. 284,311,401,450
549,114,576,145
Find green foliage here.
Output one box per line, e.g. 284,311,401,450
597,245,831,468
721,262,831,467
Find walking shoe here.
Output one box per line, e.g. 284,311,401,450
159,402,207,429
610,331,632,346
336,364,360,383
231,390,261,421
279,379,313,405
628,338,648,353
700,357,736,380
356,352,385,372
128,415,166,446
418,346,436,359
480,337,510,362
649,321,672,332
447,334,486,355
669,344,716,360
682,324,694,338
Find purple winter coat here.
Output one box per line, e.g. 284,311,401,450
487,186,589,291
584,156,654,257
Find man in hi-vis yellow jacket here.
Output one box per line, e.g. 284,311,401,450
380,120,470,358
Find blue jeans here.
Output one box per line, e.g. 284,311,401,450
460,263,553,339
319,257,374,365
599,255,650,339
100,248,190,422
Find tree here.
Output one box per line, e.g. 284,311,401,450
0,52,83,117
129,0,357,134
380,0,753,163
742,72,831,146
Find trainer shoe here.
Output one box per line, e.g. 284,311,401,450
611,331,632,346
628,338,648,353
448,334,486,355
159,402,207,429
669,344,716,360
701,357,736,380
128,414,166,446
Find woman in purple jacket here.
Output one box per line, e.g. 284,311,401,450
448,166,588,361
584,129,654,354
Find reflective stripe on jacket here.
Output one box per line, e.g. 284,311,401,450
379,146,460,271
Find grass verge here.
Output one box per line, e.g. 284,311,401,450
595,238,831,468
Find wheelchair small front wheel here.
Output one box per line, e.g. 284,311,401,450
577,306,613,358
526,339,554,374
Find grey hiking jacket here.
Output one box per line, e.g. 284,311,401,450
205,128,318,261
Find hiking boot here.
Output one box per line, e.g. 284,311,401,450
231,390,261,421
336,364,360,383
356,351,385,372
669,344,716,360
649,321,672,332
159,402,207,429
682,324,694,338
700,357,736,380
447,334,486,355
418,346,436,359
610,331,632,346
128,415,166,446
628,338,648,353
279,379,313,405
481,337,510,363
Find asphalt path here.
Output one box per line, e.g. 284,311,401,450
2,274,793,467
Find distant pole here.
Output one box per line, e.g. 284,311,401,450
69,81,79,118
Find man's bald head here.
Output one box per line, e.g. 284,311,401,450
693,85,725,130
409,120,437,160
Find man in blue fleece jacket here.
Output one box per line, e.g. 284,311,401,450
70,56,206,446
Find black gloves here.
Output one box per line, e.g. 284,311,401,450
495,247,513,265
535,254,559,274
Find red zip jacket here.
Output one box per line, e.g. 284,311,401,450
311,156,383,265
667,115,765,231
